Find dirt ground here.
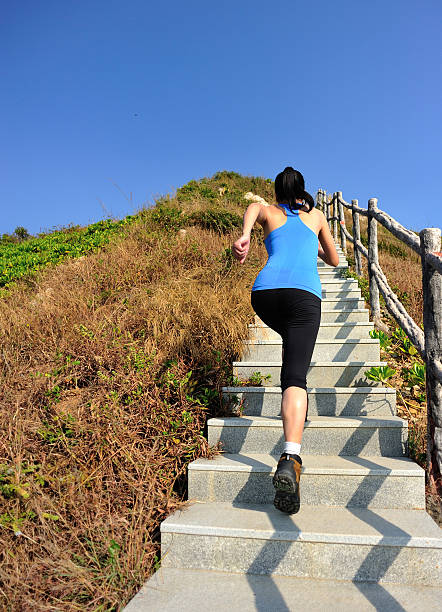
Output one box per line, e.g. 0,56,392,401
425,486,442,527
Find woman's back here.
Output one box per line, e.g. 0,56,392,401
251,202,322,299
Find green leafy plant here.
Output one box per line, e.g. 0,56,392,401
391,326,418,356
0,216,137,290
0,462,43,501
401,362,427,402
37,414,77,447
248,371,272,386
0,510,37,535
369,329,392,350
402,362,426,387
364,365,396,384
365,364,426,421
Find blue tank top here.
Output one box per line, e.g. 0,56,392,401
251,203,322,300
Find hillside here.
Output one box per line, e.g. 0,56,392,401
0,171,436,609
0,171,274,609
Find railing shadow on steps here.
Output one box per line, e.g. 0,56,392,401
214,411,415,612
212,247,420,611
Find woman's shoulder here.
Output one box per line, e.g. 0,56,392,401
307,207,324,220
248,200,274,227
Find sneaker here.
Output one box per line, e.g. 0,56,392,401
272,452,302,514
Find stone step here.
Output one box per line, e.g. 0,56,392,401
319,261,348,268
318,266,349,274
241,338,380,362
319,308,369,321
322,289,362,299
316,298,366,309
221,386,397,417
319,274,354,283
249,321,374,340
318,279,359,291
252,288,363,300
319,251,346,257
124,566,442,611
318,259,348,266
160,502,442,585
255,309,370,324
188,453,425,509
318,272,351,280
208,415,408,457
233,360,387,387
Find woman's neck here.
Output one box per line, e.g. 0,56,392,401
277,201,309,214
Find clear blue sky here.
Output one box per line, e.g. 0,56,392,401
2,0,441,235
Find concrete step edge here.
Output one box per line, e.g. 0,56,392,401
243,339,379,345
318,280,358,285
233,360,387,366
188,453,424,476
255,309,370,318
160,501,442,548
208,415,407,427
319,308,368,312
250,322,373,328
322,296,364,303
124,567,442,612
221,386,396,394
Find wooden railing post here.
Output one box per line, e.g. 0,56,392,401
332,193,338,242
367,198,382,329
337,191,347,254
326,194,332,230
352,199,362,276
419,227,442,487
317,189,324,213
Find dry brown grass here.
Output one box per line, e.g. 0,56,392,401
1,181,439,608
0,207,263,610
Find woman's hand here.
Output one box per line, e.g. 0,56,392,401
232,234,251,264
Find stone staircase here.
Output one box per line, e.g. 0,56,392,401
125,243,442,611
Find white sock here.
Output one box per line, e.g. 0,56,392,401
284,441,301,456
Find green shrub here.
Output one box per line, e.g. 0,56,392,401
0,216,137,289
188,209,242,234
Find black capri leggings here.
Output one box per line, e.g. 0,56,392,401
250,288,321,393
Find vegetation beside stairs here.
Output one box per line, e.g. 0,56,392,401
0,171,439,610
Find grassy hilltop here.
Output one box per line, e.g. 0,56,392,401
0,171,434,609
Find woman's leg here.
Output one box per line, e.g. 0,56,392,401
279,289,321,444
280,346,307,441
251,288,321,514
281,387,308,441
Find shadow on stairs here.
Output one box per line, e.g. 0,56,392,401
124,244,442,612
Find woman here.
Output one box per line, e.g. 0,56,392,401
232,167,339,514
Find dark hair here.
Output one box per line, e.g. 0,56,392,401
274,167,315,212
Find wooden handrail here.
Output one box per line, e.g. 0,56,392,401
318,189,442,490
337,194,442,274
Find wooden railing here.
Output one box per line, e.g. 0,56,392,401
316,189,442,491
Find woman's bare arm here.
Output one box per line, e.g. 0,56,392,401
317,210,340,267
232,203,266,264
